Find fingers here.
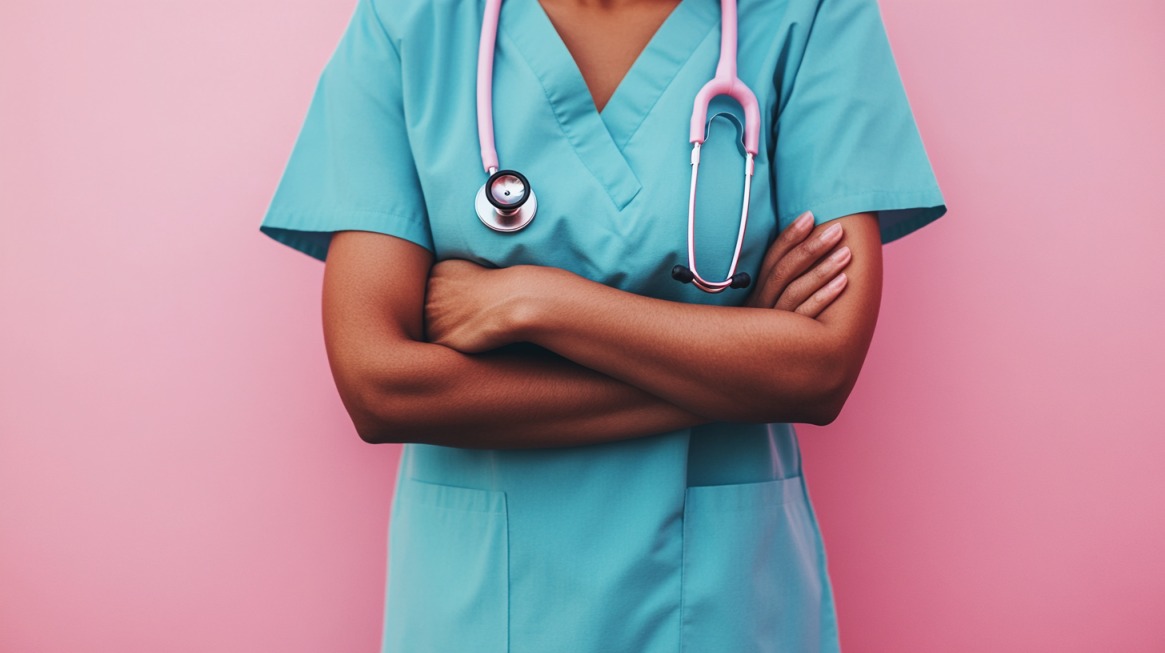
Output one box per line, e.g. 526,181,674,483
752,217,846,309
774,244,852,311
745,211,815,308
794,272,848,318
756,211,816,285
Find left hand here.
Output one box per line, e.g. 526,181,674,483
424,259,528,353
744,212,850,316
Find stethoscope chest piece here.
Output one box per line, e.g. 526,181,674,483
473,0,757,290
475,169,538,232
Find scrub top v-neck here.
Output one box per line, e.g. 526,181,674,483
498,0,719,212
258,0,948,649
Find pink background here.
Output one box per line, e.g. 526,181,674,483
2,0,1163,650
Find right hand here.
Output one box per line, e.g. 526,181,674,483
744,211,852,317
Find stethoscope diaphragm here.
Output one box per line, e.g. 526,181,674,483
473,0,759,291
475,168,538,232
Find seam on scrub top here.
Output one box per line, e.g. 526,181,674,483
265,206,432,234
505,494,512,653
881,211,946,245
263,207,436,255
365,0,402,59
498,28,635,212
797,474,843,648
615,15,719,151
770,0,827,129
361,0,434,222
677,492,687,653
777,185,943,224
791,439,844,649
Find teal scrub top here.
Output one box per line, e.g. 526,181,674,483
259,0,947,649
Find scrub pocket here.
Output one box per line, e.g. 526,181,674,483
680,476,827,653
382,479,509,653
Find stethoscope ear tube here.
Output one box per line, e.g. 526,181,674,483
673,0,760,294
475,0,760,291
678,141,755,294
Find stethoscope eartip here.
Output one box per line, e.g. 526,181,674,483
476,0,756,293
671,265,695,284
729,273,751,289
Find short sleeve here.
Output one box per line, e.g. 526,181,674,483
258,0,434,262
772,0,947,244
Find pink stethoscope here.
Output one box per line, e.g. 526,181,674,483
474,0,760,292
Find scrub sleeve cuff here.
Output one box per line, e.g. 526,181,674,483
260,209,435,263
782,186,948,245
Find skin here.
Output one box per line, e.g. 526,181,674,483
319,0,885,448
424,213,880,423
324,211,880,447
538,0,686,113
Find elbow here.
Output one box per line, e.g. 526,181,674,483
801,394,845,427
801,353,860,426
339,374,416,445
333,343,451,445
742,350,857,426
326,336,439,445
352,411,395,445
346,389,395,445
351,400,417,445
355,395,428,445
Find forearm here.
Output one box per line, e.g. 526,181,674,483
343,342,711,448
323,231,709,449
513,270,847,424
500,213,884,423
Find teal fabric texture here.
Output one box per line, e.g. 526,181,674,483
259,0,947,649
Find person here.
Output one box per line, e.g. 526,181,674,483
258,0,947,648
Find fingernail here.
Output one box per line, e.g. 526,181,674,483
830,246,850,264
829,273,847,289
820,223,842,242
795,211,814,230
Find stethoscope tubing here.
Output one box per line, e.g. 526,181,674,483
685,144,755,293
680,0,760,292
477,0,504,173
475,0,761,292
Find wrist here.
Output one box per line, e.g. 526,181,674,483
504,265,570,344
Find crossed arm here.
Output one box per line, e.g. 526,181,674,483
321,212,883,448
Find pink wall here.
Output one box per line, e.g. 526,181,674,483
2,0,1162,650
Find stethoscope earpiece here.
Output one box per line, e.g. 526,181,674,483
673,266,751,291
474,0,758,291
729,273,751,289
